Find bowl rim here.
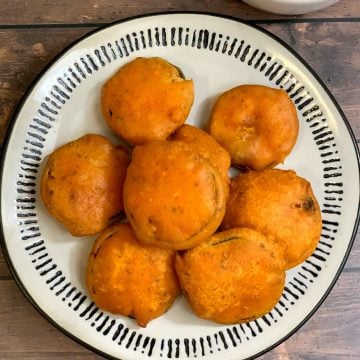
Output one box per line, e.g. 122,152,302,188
244,0,339,4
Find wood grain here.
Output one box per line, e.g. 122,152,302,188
0,28,90,142
0,0,359,25
0,7,359,360
0,281,100,359
0,250,12,278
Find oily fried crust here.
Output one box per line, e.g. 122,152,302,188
102,57,194,145
221,169,322,269
40,134,128,236
123,140,227,250
86,223,180,327
171,124,231,197
175,227,286,324
209,85,299,170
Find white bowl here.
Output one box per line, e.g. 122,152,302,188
243,0,340,15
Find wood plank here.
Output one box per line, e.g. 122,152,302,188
0,281,100,359
0,269,359,359
0,0,358,25
345,227,360,270
0,249,12,278
0,28,91,143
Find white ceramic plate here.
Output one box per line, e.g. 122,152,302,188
1,13,359,360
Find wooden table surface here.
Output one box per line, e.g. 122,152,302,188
0,1,359,359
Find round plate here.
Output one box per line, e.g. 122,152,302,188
1,12,359,360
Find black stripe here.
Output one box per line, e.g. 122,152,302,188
167,339,173,358
39,264,57,276
148,338,156,357
112,323,124,341
246,322,257,337
103,319,115,336
96,316,109,332
118,327,129,345
73,295,87,311
198,337,204,357
226,328,237,347
134,334,143,350
218,331,228,349
206,336,212,353
125,331,137,349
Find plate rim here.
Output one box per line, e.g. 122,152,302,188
1,10,359,360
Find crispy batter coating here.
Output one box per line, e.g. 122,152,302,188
208,85,299,170
40,134,128,236
123,140,227,250
102,57,194,145
171,124,231,195
222,169,322,269
175,228,285,324
86,223,179,327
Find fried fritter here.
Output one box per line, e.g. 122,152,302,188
102,57,194,145
208,84,299,170
175,227,285,324
123,140,227,250
86,223,179,327
171,124,231,195
40,134,128,236
221,169,322,269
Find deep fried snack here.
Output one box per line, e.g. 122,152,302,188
41,134,128,236
86,223,179,327
175,227,285,324
221,169,322,269
101,57,194,145
171,124,231,194
124,140,227,250
208,84,299,170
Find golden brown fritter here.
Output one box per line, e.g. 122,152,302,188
208,85,299,170
86,223,179,327
171,124,231,195
123,140,227,250
40,134,128,236
175,227,285,324
102,57,194,145
221,169,322,269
